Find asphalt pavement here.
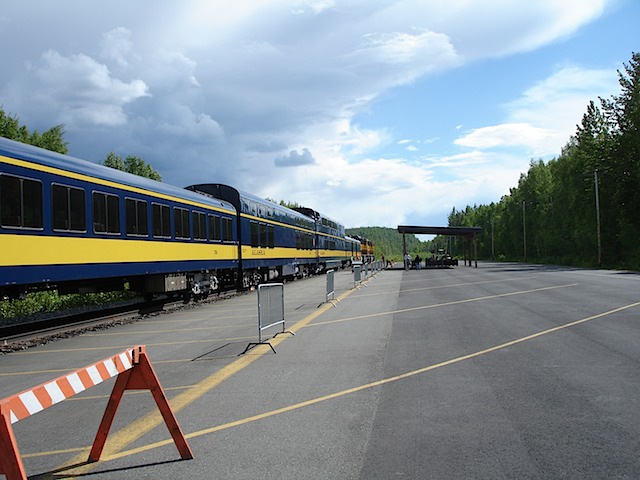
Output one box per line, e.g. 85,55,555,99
1,262,640,479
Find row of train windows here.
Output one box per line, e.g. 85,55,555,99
296,231,314,250
247,219,315,250
249,221,275,248
0,174,234,241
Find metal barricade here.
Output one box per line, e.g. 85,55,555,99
354,265,362,288
321,269,339,307
241,283,293,354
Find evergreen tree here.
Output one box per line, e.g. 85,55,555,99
447,52,640,270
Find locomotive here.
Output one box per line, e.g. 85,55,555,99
352,236,375,264
0,136,364,300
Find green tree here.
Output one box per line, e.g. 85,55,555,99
103,152,162,181
0,107,68,154
448,52,640,270
601,53,640,266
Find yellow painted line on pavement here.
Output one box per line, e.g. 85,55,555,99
308,283,578,327
50,299,640,465
356,276,531,297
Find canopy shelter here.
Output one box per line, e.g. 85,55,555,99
397,225,484,268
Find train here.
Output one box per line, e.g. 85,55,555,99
0,136,372,300
352,236,375,264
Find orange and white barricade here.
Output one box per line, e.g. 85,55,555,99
0,345,192,480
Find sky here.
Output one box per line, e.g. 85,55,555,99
1,0,638,230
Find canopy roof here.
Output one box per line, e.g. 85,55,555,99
397,225,483,236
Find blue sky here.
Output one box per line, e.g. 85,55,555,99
1,0,638,230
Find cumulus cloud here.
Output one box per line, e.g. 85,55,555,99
32,50,149,126
100,27,135,67
275,148,316,167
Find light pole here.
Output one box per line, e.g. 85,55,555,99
491,219,495,260
522,201,527,262
594,170,602,267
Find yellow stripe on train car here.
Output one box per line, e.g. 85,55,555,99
0,234,239,266
317,249,351,258
240,246,318,260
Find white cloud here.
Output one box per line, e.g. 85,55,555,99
455,123,559,150
454,65,619,155
31,50,149,127
100,27,135,67
505,65,618,128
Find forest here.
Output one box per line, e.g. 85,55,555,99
446,52,640,270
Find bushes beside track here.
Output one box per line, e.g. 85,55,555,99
0,290,137,321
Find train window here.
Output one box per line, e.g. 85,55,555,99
125,198,148,236
259,223,267,247
152,203,171,238
52,184,86,232
222,217,233,242
250,221,259,247
209,214,221,242
267,224,274,248
0,174,43,229
174,207,190,239
192,211,206,241
92,191,120,234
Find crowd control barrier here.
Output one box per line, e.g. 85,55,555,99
318,269,339,307
0,345,193,480
241,283,293,354
353,265,362,288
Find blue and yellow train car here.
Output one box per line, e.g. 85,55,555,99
345,235,361,263
293,207,354,270
0,137,238,299
186,184,320,288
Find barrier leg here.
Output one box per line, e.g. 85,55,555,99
89,346,193,462
0,408,27,480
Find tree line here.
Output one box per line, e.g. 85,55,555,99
447,52,640,270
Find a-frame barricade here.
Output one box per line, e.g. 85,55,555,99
0,344,192,480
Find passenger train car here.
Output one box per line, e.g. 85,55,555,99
186,185,360,289
0,136,363,300
291,206,359,271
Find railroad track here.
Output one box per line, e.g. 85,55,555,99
0,291,241,353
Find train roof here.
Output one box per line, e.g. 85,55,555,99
293,206,344,230
186,183,316,227
0,137,235,213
